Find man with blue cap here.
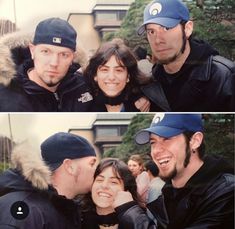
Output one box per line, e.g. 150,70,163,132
112,114,234,228
138,0,234,112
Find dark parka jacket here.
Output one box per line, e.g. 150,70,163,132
141,39,235,112
116,156,234,229
0,144,81,229
0,32,93,112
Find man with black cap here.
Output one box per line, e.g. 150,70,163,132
138,0,234,111
0,132,97,228
0,17,93,111
112,114,234,229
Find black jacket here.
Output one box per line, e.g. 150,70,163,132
116,156,234,229
0,146,81,229
82,210,119,229
147,156,234,229
141,39,235,111
0,32,93,112
82,200,153,229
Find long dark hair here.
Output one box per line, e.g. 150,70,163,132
94,158,142,205
84,41,149,96
80,158,144,213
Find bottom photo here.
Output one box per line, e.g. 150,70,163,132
0,113,234,229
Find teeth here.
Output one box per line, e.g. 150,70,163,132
98,192,111,198
160,160,169,165
158,158,170,165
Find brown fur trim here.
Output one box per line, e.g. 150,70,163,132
11,142,51,190
0,31,89,86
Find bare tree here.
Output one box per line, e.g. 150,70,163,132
0,19,16,36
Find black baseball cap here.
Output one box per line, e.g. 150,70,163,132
33,17,77,51
41,132,96,171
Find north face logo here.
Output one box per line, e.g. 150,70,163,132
78,92,93,103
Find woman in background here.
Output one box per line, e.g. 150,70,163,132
128,154,150,204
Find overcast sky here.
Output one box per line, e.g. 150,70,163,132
0,113,96,149
0,0,96,30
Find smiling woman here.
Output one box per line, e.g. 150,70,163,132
84,41,151,112
81,158,144,229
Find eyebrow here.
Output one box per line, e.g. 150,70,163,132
100,64,126,69
97,174,121,180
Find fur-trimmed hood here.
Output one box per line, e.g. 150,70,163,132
0,142,52,191
0,143,82,228
0,31,89,86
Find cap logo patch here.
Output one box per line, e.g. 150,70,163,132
53,37,62,44
149,3,162,16
152,113,165,124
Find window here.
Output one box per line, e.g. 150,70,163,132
118,11,126,20
95,10,127,21
96,126,128,137
96,12,117,21
97,127,119,136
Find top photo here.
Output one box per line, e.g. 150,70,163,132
0,0,234,112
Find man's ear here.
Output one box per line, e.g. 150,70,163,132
190,132,203,152
184,20,193,39
63,159,75,175
29,43,35,59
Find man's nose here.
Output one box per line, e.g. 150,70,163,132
154,30,165,44
151,141,165,156
49,54,59,66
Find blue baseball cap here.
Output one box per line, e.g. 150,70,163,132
33,17,77,51
135,114,203,145
41,132,96,171
137,0,190,35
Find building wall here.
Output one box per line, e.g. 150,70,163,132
68,114,135,158
68,14,101,57
67,1,134,56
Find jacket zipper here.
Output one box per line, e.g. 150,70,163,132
53,92,62,111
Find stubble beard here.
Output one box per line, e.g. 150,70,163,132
46,81,61,87
40,75,62,88
159,166,177,182
157,29,187,65
157,53,180,65
159,146,191,182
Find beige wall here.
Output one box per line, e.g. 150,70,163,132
68,14,101,58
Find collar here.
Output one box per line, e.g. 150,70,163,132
95,89,127,106
96,212,118,227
